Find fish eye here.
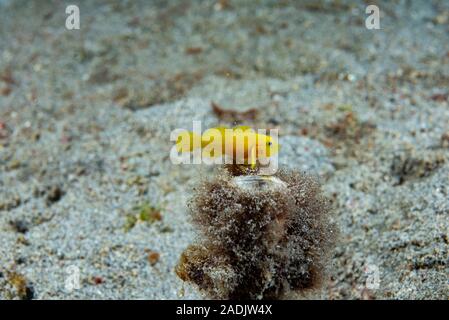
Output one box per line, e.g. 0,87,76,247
267,141,272,146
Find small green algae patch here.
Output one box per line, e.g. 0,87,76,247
123,215,138,232
138,203,162,222
337,104,353,113
123,202,162,232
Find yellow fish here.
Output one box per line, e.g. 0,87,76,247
176,126,279,168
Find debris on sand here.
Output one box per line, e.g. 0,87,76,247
146,250,160,266
211,101,258,122
185,47,203,55
6,272,34,300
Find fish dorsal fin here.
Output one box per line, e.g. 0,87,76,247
233,125,252,132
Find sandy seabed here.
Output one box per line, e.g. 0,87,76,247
0,0,448,299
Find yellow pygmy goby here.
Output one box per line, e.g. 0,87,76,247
176,126,279,168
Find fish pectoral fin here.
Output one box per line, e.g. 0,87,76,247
249,146,257,169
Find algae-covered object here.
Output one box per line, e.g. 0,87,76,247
176,169,337,300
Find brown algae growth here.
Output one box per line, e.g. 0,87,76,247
176,169,337,299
